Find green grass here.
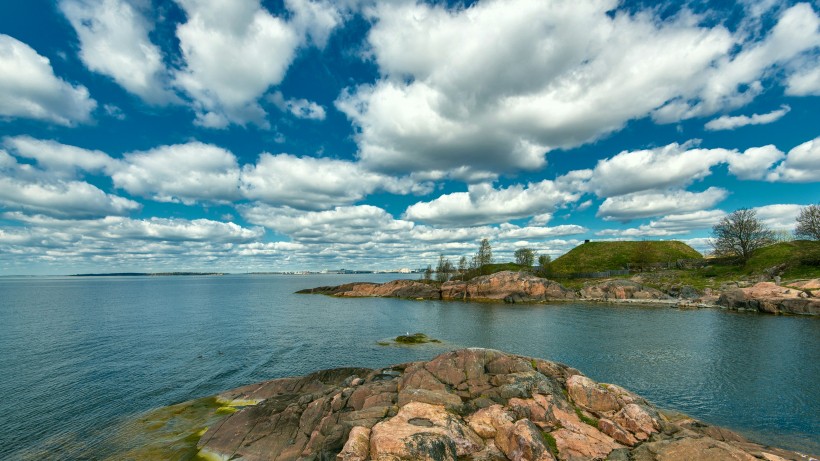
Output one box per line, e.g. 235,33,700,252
550,241,702,275
574,407,599,427
541,431,560,458
459,262,532,280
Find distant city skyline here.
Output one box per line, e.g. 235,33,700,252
0,0,818,275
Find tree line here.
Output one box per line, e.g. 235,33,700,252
422,238,552,282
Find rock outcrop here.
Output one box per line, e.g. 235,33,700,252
579,280,670,301
717,282,820,315
440,271,577,302
195,349,813,461
297,279,442,300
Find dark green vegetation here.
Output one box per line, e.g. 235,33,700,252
549,241,702,275
388,333,442,345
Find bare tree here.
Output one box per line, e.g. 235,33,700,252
423,264,433,281
711,208,774,262
795,204,820,240
514,248,535,267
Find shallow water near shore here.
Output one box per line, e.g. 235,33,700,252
0,274,818,459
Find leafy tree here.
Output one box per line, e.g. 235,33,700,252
476,238,493,273
795,204,820,240
435,255,453,283
423,264,433,281
537,254,552,277
711,208,774,262
457,256,468,280
514,248,535,267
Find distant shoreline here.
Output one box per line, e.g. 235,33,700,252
69,272,225,277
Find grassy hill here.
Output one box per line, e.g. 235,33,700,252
704,240,820,280
550,241,703,275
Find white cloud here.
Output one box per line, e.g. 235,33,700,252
497,223,587,240
589,142,731,197
268,91,326,120
726,145,784,180
0,34,96,125
336,0,820,177
597,187,728,221
0,154,139,218
59,0,177,104
403,178,583,226
767,137,820,182
111,142,241,204
704,105,790,131
596,209,726,237
754,203,804,231
653,3,820,123
785,60,820,96
4,135,117,177
240,153,428,209
173,0,343,128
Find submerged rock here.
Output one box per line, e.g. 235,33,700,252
192,349,814,461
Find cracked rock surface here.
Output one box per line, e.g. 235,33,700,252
196,349,815,461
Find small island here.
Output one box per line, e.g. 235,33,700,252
377,332,443,346
298,240,820,316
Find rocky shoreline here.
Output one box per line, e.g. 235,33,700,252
195,348,816,461
297,271,820,316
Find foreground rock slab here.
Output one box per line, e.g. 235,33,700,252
195,349,815,461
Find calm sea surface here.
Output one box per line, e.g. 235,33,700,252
0,274,818,459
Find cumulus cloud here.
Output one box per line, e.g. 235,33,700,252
111,142,241,204
0,34,96,125
268,91,326,120
4,135,117,177
0,154,139,218
59,0,177,104
173,0,343,128
589,141,788,196
403,178,583,226
596,187,728,221
754,204,804,231
767,137,820,182
785,61,820,96
596,210,726,237
589,142,730,197
240,153,429,209
704,105,790,131
653,3,820,123
337,0,818,177
725,145,784,180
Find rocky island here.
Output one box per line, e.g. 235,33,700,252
297,271,820,316
194,348,815,461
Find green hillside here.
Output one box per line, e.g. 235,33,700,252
732,240,819,279
550,241,703,275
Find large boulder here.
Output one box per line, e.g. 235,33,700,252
580,280,670,300
441,271,576,302
194,349,814,461
297,279,441,300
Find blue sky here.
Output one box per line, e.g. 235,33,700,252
0,0,818,275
